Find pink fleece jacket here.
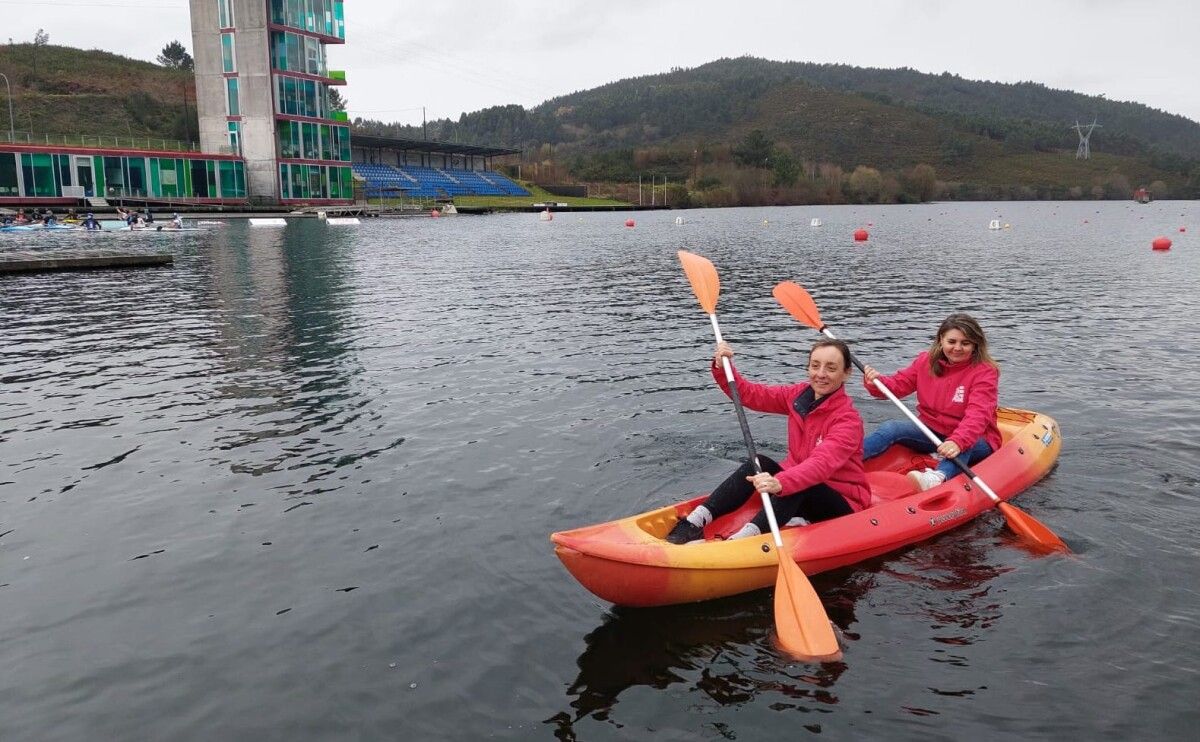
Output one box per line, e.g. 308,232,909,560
863,351,1001,452
713,362,872,512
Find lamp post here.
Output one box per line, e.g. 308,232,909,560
0,73,14,143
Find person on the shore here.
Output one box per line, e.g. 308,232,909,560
666,339,872,544
861,313,1001,491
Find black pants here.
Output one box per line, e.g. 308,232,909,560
701,455,853,534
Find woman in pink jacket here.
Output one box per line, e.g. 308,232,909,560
862,313,1001,492
666,338,871,544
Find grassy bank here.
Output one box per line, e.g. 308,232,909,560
453,183,628,209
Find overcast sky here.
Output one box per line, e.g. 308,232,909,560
6,0,1199,126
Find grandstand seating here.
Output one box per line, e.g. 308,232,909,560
351,162,530,199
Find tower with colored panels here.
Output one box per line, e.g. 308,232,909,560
191,0,353,204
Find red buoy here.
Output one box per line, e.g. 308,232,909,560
1180,227,1187,233
625,219,635,228
1152,236,1172,251
853,229,869,242
430,209,440,218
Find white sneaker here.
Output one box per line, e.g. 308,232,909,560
907,468,946,492
784,517,811,527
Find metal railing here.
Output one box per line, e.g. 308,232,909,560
0,131,201,152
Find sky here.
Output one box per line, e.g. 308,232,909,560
5,0,1199,127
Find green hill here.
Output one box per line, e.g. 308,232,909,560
356,57,1200,202
0,44,196,144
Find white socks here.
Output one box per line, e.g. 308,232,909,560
686,505,713,528
729,522,761,540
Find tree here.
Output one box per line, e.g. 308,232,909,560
732,130,773,168
847,166,883,203
771,149,799,187
328,87,348,112
157,40,194,71
30,28,49,80
905,163,939,202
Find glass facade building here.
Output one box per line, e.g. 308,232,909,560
0,146,246,202
267,0,352,202
192,0,352,203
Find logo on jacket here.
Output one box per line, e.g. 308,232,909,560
815,434,823,446
952,385,965,403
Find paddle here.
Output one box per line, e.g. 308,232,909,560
677,251,842,661
772,280,1070,554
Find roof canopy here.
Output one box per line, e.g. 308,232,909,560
349,133,519,158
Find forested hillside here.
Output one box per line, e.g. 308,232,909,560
356,57,1200,203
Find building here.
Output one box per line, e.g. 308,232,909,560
0,140,246,206
190,0,353,205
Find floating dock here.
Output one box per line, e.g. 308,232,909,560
0,250,173,273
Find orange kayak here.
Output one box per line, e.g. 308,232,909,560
551,407,1060,607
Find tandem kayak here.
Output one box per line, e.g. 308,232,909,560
551,407,1061,607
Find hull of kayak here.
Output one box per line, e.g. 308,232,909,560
551,407,1060,607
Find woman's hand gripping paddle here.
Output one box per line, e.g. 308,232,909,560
771,280,1069,554
678,251,842,661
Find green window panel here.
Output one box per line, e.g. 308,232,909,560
337,126,350,160
178,159,189,196
127,158,147,197
93,156,105,194
0,153,18,196
221,33,236,73
22,153,58,197
226,78,240,116
150,158,162,196
55,154,70,192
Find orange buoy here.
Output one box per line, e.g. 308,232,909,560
1152,236,1172,251
853,229,869,242
625,219,635,228
430,209,440,218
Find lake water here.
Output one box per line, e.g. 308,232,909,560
2,201,1198,740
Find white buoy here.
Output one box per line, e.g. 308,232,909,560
810,218,822,227
675,216,683,225
988,219,1001,230
317,210,327,220
539,209,553,222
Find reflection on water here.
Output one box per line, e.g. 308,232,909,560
545,591,849,740
546,525,1019,738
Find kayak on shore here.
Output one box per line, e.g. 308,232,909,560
551,406,1060,607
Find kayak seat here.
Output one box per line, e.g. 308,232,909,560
867,470,918,505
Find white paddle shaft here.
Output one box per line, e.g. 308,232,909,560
709,313,786,548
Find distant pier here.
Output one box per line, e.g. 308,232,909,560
0,250,173,273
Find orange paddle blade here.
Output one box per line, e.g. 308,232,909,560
773,552,842,661
677,250,720,314
998,502,1070,554
772,281,824,331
